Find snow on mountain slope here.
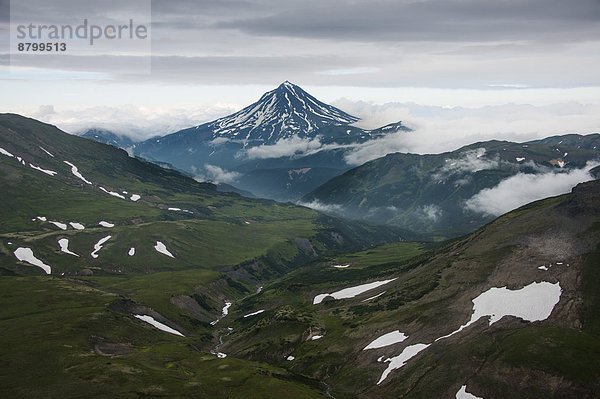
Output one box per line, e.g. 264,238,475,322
204,81,359,145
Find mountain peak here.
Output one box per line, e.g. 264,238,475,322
278,80,294,88
207,82,360,144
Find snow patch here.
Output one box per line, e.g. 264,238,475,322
0,147,15,157
154,241,174,258
69,222,85,230
91,235,111,258
64,161,92,184
377,344,430,384
456,385,483,399
128,247,135,256
134,315,185,336
39,146,54,157
364,330,408,350
58,238,79,257
286,355,295,361
49,221,67,230
377,281,562,384
313,279,397,304
29,163,58,176
244,309,265,318
98,221,115,228
13,247,51,274
333,264,350,268
99,187,126,199
130,194,141,202
311,335,323,340
435,281,562,342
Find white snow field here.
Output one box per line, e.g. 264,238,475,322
58,238,79,257
377,344,430,384
91,235,111,258
29,163,58,176
134,315,185,336
313,279,397,304
364,330,408,350
243,309,265,318
456,385,483,399
64,161,92,184
154,241,175,258
377,281,562,384
13,247,51,274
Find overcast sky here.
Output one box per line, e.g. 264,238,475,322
1,0,599,141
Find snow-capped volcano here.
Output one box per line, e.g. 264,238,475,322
204,81,360,145
134,82,410,198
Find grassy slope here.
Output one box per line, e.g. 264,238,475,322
220,181,600,398
0,277,324,399
0,114,407,398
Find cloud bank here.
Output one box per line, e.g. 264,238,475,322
12,100,599,162
464,162,599,216
243,101,600,164
25,104,238,141
340,101,600,165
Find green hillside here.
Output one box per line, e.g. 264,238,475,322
0,113,406,398
302,136,600,239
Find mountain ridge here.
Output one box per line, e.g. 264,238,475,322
302,135,600,238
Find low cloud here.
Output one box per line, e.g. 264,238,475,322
464,162,599,216
297,200,344,214
245,136,326,159
195,164,241,184
433,148,503,181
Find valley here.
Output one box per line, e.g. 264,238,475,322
3,1,599,397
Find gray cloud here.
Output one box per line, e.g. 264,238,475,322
3,0,600,89
216,0,600,43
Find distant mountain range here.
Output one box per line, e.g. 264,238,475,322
130,82,409,201
77,83,599,240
